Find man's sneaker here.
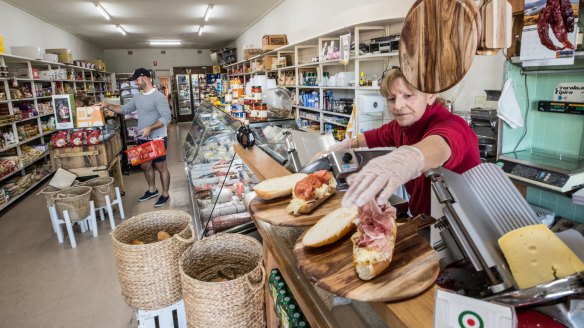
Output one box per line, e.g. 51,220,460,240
138,189,159,202
154,195,170,208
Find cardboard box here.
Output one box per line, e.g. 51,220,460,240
45,48,74,64
76,106,105,128
42,53,59,63
11,46,45,59
243,48,262,60
262,35,288,51
262,55,276,70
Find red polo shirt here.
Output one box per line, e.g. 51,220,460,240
364,102,480,215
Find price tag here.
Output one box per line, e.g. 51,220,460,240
434,289,516,328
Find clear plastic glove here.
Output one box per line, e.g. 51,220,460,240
342,146,425,207
309,138,352,162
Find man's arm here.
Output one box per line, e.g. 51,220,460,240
139,120,164,138
99,100,135,115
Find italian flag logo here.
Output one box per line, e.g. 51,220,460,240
458,311,484,328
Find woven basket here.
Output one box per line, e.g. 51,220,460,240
112,210,195,310
38,185,62,205
81,177,115,208
50,186,92,222
180,233,265,328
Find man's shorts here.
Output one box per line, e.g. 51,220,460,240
136,137,168,163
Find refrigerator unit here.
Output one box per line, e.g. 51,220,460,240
176,74,193,122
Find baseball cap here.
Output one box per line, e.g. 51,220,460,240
128,68,151,81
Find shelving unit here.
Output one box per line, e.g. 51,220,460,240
224,22,399,138
0,53,115,211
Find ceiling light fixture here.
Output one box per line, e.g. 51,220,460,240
94,2,111,20
149,41,182,46
198,25,204,36
204,4,214,22
115,25,127,36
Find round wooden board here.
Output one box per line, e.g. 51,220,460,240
249,192,344,227
400,0,479,93
294,219,439,302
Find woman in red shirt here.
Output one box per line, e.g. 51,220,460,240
337,70,480,215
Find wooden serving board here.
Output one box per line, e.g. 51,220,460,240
249,192,343,227
293,218,439,302
400,0,478,93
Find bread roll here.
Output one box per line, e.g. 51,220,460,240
157,231,171,241
286,185,335,215
303,206,357,247
130,239,144,245
351,232,392,280
254,173,308,200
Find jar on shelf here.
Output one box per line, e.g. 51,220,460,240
250,103,260,119
258,103,268,120
252,86,262,102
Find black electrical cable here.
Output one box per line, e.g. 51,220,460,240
513,73,530,153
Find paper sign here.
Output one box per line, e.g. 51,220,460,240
53,94,75,130
76,105,105,128
340,33,351,65
434,289,516,328
554,82,584,102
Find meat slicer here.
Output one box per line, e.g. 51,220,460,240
427,163,584,326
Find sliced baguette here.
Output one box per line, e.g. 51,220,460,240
351,231,394,281
254,173,307,200
286,185,336,215
303,206,358,247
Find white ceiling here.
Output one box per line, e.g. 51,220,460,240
4,0,283,49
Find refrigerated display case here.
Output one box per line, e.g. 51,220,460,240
176,74,193,122
184,101,302,239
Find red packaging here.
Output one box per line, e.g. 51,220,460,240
70,130,85,146
51,131,69,148
86,129,101,145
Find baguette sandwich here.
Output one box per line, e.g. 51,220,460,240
352,201,397,280
302,206,358,247
286,170,336,215
254,173,307,200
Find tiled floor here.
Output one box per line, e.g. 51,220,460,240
0,123,191,328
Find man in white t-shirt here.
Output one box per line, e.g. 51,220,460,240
100,68,172,207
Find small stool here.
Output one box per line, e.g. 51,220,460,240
94,186,125,229
48,201,97,248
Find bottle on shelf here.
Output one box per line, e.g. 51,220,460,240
359,71,365,86
275,287,288,317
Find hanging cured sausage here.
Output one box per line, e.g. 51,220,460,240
537,0,576,50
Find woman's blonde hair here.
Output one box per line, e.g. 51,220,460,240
380,69,445,105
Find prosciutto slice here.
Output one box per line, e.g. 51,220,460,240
354,201,397,251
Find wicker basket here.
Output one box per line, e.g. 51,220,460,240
180,233,265,328
81,177,115,208
38,185,62,205
50,186,92,222
112,210,195,310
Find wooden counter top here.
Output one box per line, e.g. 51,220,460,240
236,144,436,327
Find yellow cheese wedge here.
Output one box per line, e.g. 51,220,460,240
498,224,584,289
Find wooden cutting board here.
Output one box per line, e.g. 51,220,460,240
400,0,478,93
484,0,512,49
294,218,439,302
249,192,343,227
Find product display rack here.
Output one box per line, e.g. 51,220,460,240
225,23,399,137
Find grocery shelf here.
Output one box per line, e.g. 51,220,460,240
11,98,36,102
39,112,55,118
321,86,355,90
354,52,399,61
19,115,42,123
0,152,50,184
0,100,9,104
0,171,54,212
0,143,18,153
277,65,296,71
322,111,352,118
323,120,348,127
36,96,53,99
356,86,381,90
0,120,18,128
298,116,320,123
41,129,57,137
297,62,320,68
297,85,319,89
18,135,42,145
294,105,321,113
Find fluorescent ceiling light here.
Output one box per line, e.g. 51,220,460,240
204,4,214,22
149,41,182,46
115,25,127,36
95,2,111,20
198,25,204,36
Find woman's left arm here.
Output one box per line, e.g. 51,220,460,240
412,135,452,172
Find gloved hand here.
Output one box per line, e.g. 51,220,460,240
342,146,425,207
309,138,352,161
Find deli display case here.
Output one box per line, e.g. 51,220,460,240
183,101,300,239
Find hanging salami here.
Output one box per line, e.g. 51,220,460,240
537,0,575,50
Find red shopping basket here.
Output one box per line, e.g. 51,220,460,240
125,138,166,166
